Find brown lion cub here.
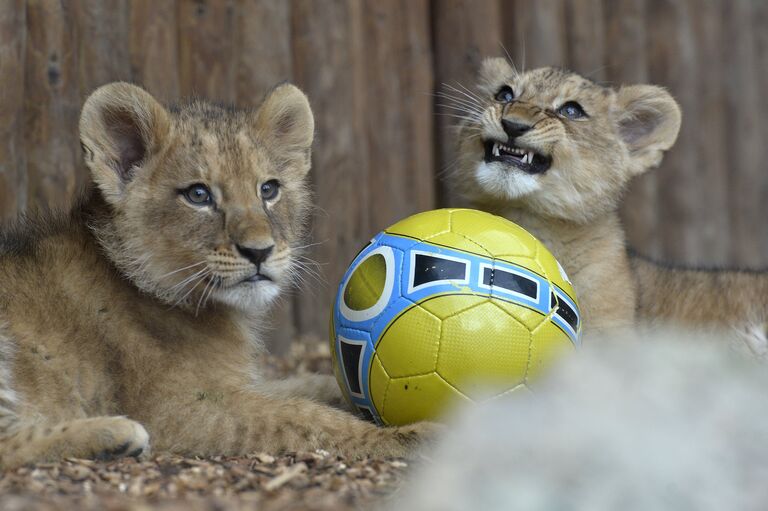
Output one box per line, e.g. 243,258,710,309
451,58,682,334
0,83,433,469
452,58,768,346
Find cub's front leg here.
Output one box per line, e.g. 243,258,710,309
144,389,438,459
254,373,349,409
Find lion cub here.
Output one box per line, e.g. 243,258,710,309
452,58,768,344
451,58,682,334
0,83,432,469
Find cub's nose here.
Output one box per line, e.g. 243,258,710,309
501,119,532,139
236,244,274,266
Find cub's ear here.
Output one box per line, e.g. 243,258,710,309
253,84,314,168
477,57,516,96
79,82,171,201
615,85,681,174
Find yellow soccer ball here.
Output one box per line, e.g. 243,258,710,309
330,209,580,426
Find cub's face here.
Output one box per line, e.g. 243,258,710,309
453,58,681,222
79,83,314,311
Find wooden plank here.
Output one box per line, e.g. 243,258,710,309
751,0,768,264
604,0,659,259
24,0,81,210
236,0,295,353
687,0,729,266
75,0,130,95
236,0,293,107
359,0,434,233
602,0,649,121
505,0,567,69
0,0,26,221
431,0,502,207
565,0,605,79
396,0,435,217
178,0,237,103
646,0,700,264
722,0,764,267
290,0,369,338
129,0,181,102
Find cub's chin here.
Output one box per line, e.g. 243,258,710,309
473,160,543,201
215,280,283,311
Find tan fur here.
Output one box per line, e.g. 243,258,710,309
631,257,768,335
0,83,436,469
451,59,682,334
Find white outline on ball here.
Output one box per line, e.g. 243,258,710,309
339,246,396,323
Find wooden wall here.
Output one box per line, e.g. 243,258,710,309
1,0,766,346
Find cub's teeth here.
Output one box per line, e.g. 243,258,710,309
524,152,534,164
493,143,500,157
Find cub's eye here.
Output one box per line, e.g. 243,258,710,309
260,179,280,201
494,85,515,103
183,184,213,206
557,101,588,119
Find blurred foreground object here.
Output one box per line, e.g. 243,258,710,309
391,329,768,511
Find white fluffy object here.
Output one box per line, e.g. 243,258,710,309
390,332,768,511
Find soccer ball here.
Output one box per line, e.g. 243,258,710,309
330,209,581,426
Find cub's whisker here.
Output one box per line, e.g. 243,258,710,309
434,92,483,110
435,104,484,118
169,269,211,309
195,276,216,317
434,96,484,115
443,83,482,105
157,261,207,281
291,239,328,251
436,113,483,122
166,267,210,295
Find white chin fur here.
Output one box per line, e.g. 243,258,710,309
475,161,541,199
214,281,282,310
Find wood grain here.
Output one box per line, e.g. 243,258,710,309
24,0,81,211
129,0,181,103
505,0,567,70
236,0,293,107
75,0,130,96
565,0,605,79
178,0,237,103
688,0,729,265
722,0,764,267
0,0,26,219
360,0,434,233
749,0,768,263
646,0,699,263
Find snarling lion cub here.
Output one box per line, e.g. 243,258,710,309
451,58,766,346
0,83,433,469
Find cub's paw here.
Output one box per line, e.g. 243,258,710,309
75,416,150,461
392,421,445,451
366,421,445,459
1,416,151,469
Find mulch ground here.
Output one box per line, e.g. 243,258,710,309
0,338,412,511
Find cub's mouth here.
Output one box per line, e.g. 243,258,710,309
483,140,552,174
242,272,273,284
